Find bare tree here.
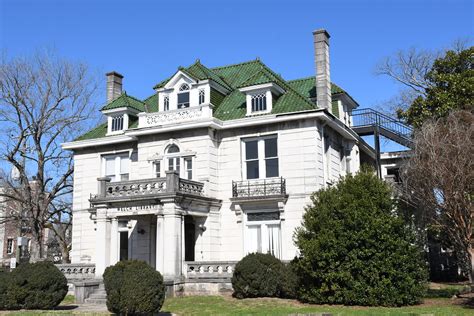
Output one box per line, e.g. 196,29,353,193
0,52,98,261
401,110,474,282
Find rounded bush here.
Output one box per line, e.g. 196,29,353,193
232,253,290,299
6,261,68,310
103,260,165,315
294,169,428,306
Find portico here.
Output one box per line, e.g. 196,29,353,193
89,171,221,280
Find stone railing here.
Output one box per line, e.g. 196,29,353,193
56,263,96,281
90,171,205,202
184,261,237,280
232,177,286,199
139,104,213,128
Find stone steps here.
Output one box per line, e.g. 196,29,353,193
84,282,107,305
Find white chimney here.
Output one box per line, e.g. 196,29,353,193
313,29,332,112
106,71,123,103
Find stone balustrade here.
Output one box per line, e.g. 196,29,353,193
184,261,237,280
56,263,96,280
138,104,213,128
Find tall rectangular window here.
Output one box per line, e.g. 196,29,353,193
243,136,278,179
154,161,161,178
198,89,205,105
245,211,281,258
7,239,14,254
111,115,124,132
104,153,130,182
163,95,170,111
184,157,193,180
168,157,180,174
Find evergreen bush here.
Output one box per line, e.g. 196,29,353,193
103,260,165,315
232,252,292,299
5,261,67,310
293,169,428,306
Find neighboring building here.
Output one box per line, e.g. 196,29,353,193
63,30,388,291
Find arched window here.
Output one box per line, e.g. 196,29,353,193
166,144,180,173
177,83,190,109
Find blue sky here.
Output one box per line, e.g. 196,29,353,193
1,0,472,110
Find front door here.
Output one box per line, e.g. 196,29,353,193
184,216,195,261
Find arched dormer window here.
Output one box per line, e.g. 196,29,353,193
177,83,190,109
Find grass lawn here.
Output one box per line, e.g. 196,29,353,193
160,295,473,316
3,294,473,315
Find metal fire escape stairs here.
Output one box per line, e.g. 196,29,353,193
350,108,414,177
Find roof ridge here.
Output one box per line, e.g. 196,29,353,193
210,59,260,71
287,76,314,83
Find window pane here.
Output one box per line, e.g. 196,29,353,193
155,162,161,177
264,138,277,157
245,141,258,160
246,226,261,254
247,212,280,221
267,224,281,259
246,160,259,179
167,144,180,153
120,173,129,181
168,158,174,171
265,158,279,177
120,156,129,174
105,157,115,176
187,170,192,180
178,92,190,108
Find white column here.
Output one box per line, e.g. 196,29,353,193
95,207,110,278
110,218,118,266
160,202,183,280
155,214,165,274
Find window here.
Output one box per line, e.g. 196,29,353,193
177,83,190,109
251,93,267,112
164,95,170,111
243,136,279,179
184,157,193,180
166,144,180,174
7,239,14,254
104,153,130,182
198,89,205,105
245,211,281,258
111,115,124,132
154,161,161,178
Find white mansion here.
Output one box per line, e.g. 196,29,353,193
62,30,411,297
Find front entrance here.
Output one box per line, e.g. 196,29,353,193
119,231,129,261
184,215,195,261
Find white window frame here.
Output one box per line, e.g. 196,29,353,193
184,157,193,180
159,144,195,179
243,210,281,259
153,160,162,178
241,135,279,180
177,83,190,109
163,95,170,111
198,89,205,105
7,238,14,254
102,152,130,182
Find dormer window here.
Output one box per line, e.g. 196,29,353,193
177,83,190,109
251,93,267,112
164,95,170,111
111,115,124,132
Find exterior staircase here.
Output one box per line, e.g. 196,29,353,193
84,283,107,305
350,108,414,148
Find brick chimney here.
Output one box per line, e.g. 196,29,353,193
313,29,332,113
106,71,123,103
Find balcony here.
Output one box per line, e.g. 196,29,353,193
231,177,287,201
90,171,205,205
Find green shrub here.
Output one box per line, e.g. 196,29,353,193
5,261,67,310
294,169,428,306
232,253,292,299
103,260,165,315
0,268,10,310
280,260,299,299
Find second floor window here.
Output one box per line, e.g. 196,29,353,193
7,239,14,254
177,83,190,109
251,93,267,112
154,161,161,177
166,144,181,174
243,136,279,179
184,157,193,180
164,95,170,111
104,153,129,182
111,115,124,132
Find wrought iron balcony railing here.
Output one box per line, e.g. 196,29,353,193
232,177,286,199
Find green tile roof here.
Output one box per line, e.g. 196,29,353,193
101,92,146,112
76,59,356,142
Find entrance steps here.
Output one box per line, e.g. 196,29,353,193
84,283,107,305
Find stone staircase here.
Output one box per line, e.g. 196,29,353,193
84,283,107,305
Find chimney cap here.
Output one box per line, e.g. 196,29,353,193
106,71,124,79
312,29,330,39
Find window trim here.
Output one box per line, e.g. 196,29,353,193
177,83,190,109
242,135,279,180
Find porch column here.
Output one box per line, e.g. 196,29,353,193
95,206,111,278
110,217,119,266
156,200,183,280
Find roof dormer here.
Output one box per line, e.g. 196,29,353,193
101,92,145,135
238,71,285,116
